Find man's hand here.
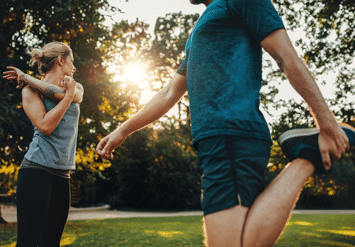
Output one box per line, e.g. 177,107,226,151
318,125,349,170
95,73,187,160
96,129,127,159
2,66,25,88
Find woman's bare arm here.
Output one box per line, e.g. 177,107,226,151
22,77,76,136
3,66,83,104
19,73,83,104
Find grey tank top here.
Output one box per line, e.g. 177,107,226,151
24,97,80,170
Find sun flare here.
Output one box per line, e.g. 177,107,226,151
124,63,146,85
109,62,159,105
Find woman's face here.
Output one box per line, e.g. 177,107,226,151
62,52,76,77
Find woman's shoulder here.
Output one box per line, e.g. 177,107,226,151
22,85,44,100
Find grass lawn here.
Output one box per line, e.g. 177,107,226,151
1,214,354,246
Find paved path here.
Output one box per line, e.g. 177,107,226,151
1,205,355,223
0,205,203,223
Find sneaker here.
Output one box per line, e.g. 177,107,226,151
339,123,355,146
277,123,355,174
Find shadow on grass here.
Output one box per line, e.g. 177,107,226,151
275,214,355,247
60,216,205,246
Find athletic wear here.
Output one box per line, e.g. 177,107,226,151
278,123,355,174
177,0,284,145
197,136,270,215
25,97,80,170
177,0,285,214
20,158,70,179
16,168,70,247
17,96,80,246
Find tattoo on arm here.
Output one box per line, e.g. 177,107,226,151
43,85,66,98
21,74,65,100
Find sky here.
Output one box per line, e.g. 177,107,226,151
104,0,338,122
106,0,206,34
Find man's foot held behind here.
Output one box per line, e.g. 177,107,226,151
277,123,355,174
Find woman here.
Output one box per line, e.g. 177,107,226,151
3,42,83,247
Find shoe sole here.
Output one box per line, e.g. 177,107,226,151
278,123,355,145
278,128,318,145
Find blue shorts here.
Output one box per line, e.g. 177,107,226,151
196,135,271,215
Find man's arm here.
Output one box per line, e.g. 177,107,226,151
260,29,349,169
96,73,187,159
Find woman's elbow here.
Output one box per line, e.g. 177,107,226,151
38,126,54,136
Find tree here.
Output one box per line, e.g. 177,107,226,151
97,14,202,210
272,0,355,110
0,0,34,197
104,123,201,210
150,12,200,126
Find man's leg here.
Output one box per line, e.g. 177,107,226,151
203,158,314,247
204,205,248,247
198,135,273,247
242,158,314,247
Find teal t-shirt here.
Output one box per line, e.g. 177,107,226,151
177,0,285,145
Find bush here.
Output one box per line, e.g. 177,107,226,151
103,125,202,211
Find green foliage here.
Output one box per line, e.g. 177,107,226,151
0,0,35,193
104,125,201,210
102,18,151,117
152,12,200,84
147,123,200,210
297,160,355,209
272,0,355,104
95,13,202,210
274,0,355,70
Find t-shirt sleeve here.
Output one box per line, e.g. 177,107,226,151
176,58,187,76
227,0,285,43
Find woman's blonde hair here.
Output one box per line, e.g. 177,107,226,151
29,42,72,75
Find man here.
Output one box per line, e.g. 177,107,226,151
96,0,353,246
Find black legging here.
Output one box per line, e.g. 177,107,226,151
16,168,70,247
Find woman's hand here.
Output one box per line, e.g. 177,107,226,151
61,76,77,98
2,66,25,89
